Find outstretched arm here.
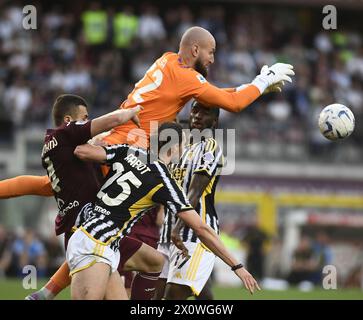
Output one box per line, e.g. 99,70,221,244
73,144,107,163
90,106,142,138
196,83,260,113
0,175,53,199
222,82,284,95
178,209,260,294
189,63,294,113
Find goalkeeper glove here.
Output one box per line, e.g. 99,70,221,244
251,63,295,94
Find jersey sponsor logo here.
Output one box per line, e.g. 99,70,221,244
203,151,214,164
196,74,207,84
75,202,94,227
59,200,80,217
172,168,186,184
94,205,111,215
41,136,58,157
57,198,64,208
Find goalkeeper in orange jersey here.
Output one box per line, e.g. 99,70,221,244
102,26,294,148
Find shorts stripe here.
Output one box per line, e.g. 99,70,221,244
94,242,107,257
186,245,198,279
186,244,203,280
93,244,99,256
189,245,203,280
190,246,204,281
186,245,200,280
99,244,105,257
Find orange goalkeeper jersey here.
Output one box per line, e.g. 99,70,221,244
103,52,261,147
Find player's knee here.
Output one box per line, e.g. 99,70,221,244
72,284,102,300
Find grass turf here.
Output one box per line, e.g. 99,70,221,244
0,279,362,300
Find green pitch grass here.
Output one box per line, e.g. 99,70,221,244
0,278,362,300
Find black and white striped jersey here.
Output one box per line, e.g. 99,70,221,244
159,137,224,244
81,144,193,249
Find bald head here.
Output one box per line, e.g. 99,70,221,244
179,26,215,48
178,26,216,77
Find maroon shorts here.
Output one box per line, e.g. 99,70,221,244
117,236,143,272
116,234,158,289
130,232,158,249
128,207,159,249
117,236,143,288
119,271,134,289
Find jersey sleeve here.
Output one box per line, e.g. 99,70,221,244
152,162,193,215
176,69,210,100
176,68,261,112
193,139,224,179
197,83,261,113
102,144,130,165
63,120,92,146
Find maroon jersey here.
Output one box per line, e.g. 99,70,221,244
41,120,102,235
128,207,160,248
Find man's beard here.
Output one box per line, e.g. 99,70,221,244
195,58,208,77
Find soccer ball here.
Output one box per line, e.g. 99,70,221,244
318,104,355,141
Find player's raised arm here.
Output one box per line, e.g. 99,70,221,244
90,105,142,138
73,144,106,163
223,80,285,95
177,209,260,294
195,63,294,113
74,143,129,164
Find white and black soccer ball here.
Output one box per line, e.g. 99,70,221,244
318,104,355,141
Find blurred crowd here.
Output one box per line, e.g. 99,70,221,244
219,223,363,289
0,1,362,161
0,224,64,278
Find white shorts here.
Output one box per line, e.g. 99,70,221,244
66,228,120,277
167,242,215,296
157,243,171,279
